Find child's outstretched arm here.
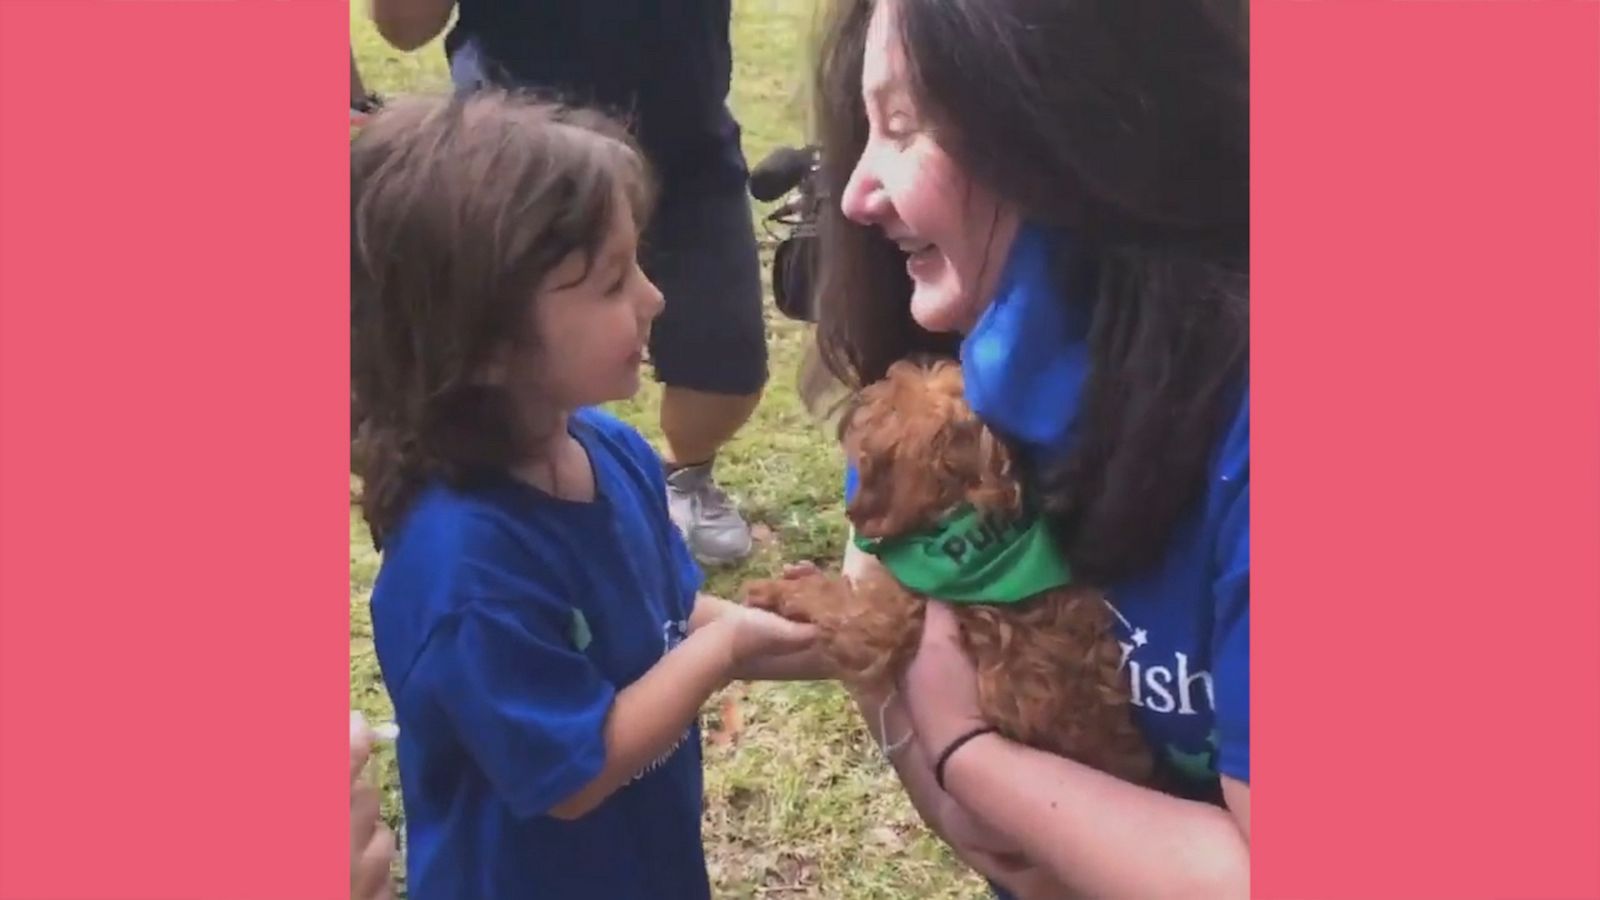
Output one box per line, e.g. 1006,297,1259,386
411,538,818,827
548,605,816,819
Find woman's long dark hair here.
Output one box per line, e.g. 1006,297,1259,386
812,0,1248,584
351,90,652,549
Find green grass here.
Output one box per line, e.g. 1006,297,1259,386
349,2,986,896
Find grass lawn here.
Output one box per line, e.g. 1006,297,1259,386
349,1,986,895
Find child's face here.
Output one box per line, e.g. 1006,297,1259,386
519,203,664,411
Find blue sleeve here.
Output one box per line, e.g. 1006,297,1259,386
1211,397,1250,784
412,557,616,820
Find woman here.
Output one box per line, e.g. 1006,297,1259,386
808,0,1250,896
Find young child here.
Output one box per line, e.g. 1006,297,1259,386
351,90,820,899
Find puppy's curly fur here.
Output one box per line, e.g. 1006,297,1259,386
744,359,1153,786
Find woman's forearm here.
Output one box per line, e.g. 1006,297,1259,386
841,542,1075,894
849,685,951,834
942,734,1250,898
850,687,1076,896
840,544,960,836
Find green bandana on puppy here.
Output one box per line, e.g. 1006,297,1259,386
852,504,1072,603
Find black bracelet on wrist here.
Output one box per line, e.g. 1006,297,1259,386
933,726,998,791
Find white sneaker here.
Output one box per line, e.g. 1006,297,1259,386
666,462,753,565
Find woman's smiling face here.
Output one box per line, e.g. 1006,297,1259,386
837,0,1019,334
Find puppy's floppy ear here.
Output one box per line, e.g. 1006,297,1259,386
926,395,1018,518
846,410,933,539
845,364,958,538
843,395,893,537
971,425,1021,515
845,449,895,537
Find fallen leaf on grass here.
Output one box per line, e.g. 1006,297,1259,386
869,826,907,851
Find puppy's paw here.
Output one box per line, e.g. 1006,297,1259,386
742,572,849,626
740,578,827,625
739,578,790,614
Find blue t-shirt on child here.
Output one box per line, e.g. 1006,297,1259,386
370,408,711,899
846,223,1249,797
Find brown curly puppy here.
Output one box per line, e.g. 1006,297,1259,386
743,358,1153,786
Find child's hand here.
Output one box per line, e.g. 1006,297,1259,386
692,592,832,681
718,603,820,674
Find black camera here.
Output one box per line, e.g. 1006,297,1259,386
749,144,822,323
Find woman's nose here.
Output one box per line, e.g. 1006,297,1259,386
840,154,889,226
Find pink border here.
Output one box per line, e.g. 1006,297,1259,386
0,1,349,896
1254,1,1600,896
0,1,1596,897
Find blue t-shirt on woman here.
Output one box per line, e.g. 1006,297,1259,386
846,223,1249,796
369,408,711,899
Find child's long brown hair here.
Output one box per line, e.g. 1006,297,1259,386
351,90,653,549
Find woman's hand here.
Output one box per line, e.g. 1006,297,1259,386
898,600,989,758
350,715,397,900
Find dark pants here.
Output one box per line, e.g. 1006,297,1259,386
449,37,768,397
639,182,767,396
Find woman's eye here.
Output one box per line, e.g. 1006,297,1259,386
605,267,628,296
884,112,916,144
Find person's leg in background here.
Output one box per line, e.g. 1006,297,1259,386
660,387,762,474
351,47,383,123
644,182,768,564
351,47,365,106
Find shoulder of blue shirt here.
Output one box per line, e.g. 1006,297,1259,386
571,407,658,464
374,406,687,645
